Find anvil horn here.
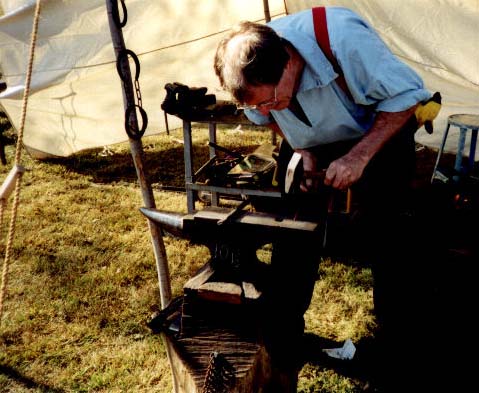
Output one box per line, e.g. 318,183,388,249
139,208,185,237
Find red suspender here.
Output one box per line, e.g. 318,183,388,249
312,7,351,98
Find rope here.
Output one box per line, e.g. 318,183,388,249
0,0,42,321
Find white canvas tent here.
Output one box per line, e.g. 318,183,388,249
0,0,478,158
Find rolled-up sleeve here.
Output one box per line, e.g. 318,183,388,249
329,8,431,112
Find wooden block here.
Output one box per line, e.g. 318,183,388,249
166,327,275,393
197,281,242,304
184,261,215,291
242,281,262,300
165,299,298,392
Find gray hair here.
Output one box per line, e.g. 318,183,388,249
214,21,289,103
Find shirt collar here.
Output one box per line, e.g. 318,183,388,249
272,26,338,92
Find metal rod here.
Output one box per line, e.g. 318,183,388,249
217,198,250,225
183,120,195,213
208,142,243,159
208,123,219,207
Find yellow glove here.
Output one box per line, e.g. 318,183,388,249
415,92,442,134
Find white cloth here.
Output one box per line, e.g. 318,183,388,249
0,0,477,157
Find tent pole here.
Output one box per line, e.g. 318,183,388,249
104,2,172,309
105,3,178,392
263,0,271,22
263,0,278,146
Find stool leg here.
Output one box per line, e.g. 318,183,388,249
468,128,478,174
453,127,467,182
431,124,450,183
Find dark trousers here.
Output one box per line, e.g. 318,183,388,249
261,118,420,379
264,118,476,390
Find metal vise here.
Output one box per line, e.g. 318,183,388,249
161,82,216,117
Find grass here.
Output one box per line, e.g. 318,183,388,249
0,118,448,392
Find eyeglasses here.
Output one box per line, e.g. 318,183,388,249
237,87,278,111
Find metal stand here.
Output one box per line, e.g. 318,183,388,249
431,114,479,183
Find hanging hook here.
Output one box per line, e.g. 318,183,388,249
111,0,128,28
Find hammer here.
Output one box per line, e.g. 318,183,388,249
284,152,326,194
284,152,352,213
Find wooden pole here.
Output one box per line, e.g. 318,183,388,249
105,2,177,391
263,0,278,147
105,0,171,309
263,0,271,22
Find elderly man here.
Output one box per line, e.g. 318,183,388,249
214,6,433,391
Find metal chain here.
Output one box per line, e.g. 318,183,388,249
112,0,127,28
134,79,142,108
113,2,148,140
202,351,236,393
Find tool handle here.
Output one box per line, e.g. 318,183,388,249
302,169,327,180
208,142,243,159
217,198,250,225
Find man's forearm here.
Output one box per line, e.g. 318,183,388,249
325,105,418,189
348,105,418,166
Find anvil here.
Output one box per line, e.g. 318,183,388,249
140,206,323,304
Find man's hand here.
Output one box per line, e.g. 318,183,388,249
324,152,368,190
324,106,418,190
296,149,318,192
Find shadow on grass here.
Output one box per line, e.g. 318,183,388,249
40,144,199,189
39,140,260,190
36,141,452,190
0,364,65,392
301,245,477,391
38,135,266,193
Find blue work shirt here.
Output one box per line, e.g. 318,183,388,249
244,7,431,149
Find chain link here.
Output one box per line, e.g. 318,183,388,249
112,0,128,28
114,23,147,139
134,79,142,108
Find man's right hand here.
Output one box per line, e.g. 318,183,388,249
295,149,320,192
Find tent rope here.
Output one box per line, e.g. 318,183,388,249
0,0,42,321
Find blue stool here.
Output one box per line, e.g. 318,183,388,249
431,114,479,183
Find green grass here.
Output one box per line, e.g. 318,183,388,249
0,123,409,392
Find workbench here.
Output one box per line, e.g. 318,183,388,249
177,102,282,213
